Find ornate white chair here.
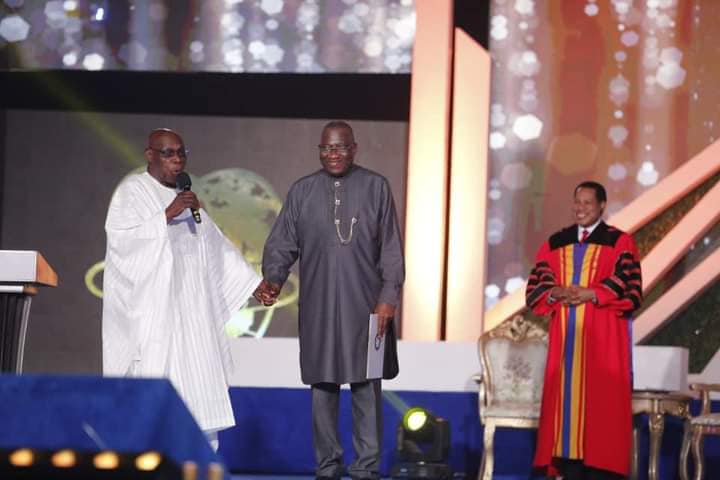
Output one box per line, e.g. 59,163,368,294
679,383,720,480
474,314,548,480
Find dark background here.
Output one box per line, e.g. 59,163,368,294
0,106,408,373
0,0,490,373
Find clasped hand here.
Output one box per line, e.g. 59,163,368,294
550,286,596,305
253,281,395,337
253,279,281,306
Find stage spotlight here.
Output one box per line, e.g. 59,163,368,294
51,449,77,468
404,407,429,433
9,448,34,467
135,451,162,471
391,407,452,480
0,447,182,479
93,450,120,470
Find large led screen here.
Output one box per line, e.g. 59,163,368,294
0,0,415,73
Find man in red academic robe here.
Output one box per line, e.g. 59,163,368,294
526,181,642,479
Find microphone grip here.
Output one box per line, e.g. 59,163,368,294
180,185,202,224
191,208,202,224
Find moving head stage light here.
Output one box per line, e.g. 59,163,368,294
391,407,452,480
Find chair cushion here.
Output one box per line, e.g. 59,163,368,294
484,402,541,419
484,338,547,404
690,413,720,426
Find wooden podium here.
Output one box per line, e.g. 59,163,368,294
0,250,58,373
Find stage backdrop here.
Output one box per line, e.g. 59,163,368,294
0,110,407,373
484,0,720,310
0,0,415,74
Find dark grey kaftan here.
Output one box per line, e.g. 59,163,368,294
262,165,404,385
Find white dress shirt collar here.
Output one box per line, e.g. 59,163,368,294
578,219,602,242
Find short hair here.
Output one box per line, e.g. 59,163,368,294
574,181,607,203
322,120,355,142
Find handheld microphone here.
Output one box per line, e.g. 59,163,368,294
175,172,202,224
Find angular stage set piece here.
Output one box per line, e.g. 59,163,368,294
0,375,227,479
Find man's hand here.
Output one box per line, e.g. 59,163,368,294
549,286,572,301
564,286,597,305
373,303,395,336
253,279,282,306
165,191,200,223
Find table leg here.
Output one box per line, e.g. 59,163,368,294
648,412,665,480
631,426,639,480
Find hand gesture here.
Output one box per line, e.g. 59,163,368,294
373,303,395,337
253,279,281,306
549,286,572,301
165,191,200,222
564,286,597,305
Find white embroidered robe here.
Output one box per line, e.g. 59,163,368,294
102,172,260,432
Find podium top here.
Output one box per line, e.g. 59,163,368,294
0,250,58,287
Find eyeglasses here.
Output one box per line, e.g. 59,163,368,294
150,147,189,159
318,143,355,154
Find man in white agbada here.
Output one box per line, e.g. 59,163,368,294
102,128,260,449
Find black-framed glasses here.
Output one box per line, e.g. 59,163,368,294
150,147,189,159
318,143,355,154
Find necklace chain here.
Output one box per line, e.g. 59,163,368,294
333,182,356,245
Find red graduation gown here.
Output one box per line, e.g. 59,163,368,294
526,222,642,476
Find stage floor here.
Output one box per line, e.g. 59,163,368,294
232,476,314,480
231,476,531,480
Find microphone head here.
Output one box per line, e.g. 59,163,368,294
175,172,192,191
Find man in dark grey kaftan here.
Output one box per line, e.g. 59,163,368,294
255,121,404,480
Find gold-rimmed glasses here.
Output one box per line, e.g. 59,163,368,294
318,143,355,154
150,147,189,159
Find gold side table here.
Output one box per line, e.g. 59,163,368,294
631,391,692,480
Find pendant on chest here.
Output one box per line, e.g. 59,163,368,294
332,179,357,245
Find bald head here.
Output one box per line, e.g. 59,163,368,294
148,128,183,148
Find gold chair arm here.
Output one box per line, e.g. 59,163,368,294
473,372,488,420
690,383,720,391
689,383,720,415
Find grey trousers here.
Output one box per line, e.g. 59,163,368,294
311,380,383,479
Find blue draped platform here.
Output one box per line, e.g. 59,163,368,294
220,387,720,480
0,374,226,479
219,388,533,478
2,376,718,480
